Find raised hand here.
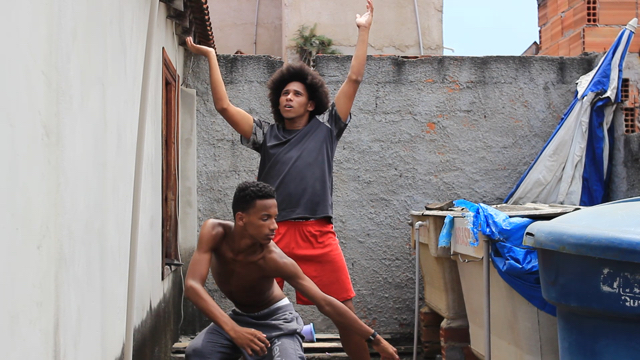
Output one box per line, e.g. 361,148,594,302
229,326,270,356
372,336,400,360
186,37,216,57
355,0,374,29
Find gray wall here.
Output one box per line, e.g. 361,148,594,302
183,53,628,335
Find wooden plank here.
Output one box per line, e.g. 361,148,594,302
305,345,415,353
410,210,464,217
425,200,455,210
306,353,350,359
304,342,344,349
172,342,189,350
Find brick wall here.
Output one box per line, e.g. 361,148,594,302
538,0,640,56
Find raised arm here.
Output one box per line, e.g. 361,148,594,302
273,252,399,360
334,0,374,121
185,38,254,139
185,220,270,356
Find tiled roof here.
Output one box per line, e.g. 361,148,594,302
187,0,215,49
163,0,216,50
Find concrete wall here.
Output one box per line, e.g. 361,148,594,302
208,0,443,59
610,56,640,201
1,1,196,359
184,52,638,335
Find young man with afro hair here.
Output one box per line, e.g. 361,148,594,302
186,1,375,357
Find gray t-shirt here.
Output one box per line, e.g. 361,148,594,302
241,103,349,221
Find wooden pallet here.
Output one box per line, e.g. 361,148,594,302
173,333,416,359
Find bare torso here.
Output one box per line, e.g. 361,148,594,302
210,221,287,313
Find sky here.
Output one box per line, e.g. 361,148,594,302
443,1,540,56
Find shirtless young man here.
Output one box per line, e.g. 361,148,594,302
185,181,399,360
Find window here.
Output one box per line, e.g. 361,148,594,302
162,48,181,277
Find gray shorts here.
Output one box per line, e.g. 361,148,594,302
186,298,305,360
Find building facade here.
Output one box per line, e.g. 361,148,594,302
1,1,204,358
207,0,444,59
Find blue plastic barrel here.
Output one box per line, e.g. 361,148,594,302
523,197,640,360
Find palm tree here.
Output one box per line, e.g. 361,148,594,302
292,24,341,67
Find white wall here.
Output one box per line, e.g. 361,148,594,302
0,1,188,358
130,1,186,328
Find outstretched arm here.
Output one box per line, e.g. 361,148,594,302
334,0,374,122
273,253,400,360
185,220,270,356
185,38,254,139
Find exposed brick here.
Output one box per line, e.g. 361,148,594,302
557,30,583,56
548,0,559,20
568,0,583,8
624,107,639,134
568,30,584,56
421,325,441,343
625,80,639,107
441,344,465,360
562,10,575,37
557,0,569,13
598,2,638,25
419,307,444,327
539,0,549,27
545,42,561,56
586,0,598,24
540,24,553,50
440,326,471,345
438,344,481,360
463,345,481,360
571,2,588,30
583,26,640,53
423,342,442,358
550,15,564,44
558,34,571,55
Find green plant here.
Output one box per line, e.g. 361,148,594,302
292,24,341,66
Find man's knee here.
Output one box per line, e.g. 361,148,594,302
185,341,204,360
186,327,238,360
270,335,305,360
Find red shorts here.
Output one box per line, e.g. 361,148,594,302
274,218,355,305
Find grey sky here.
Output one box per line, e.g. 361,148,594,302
443,0,539,56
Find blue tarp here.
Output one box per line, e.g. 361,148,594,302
504,20,636,207
453,199,557,316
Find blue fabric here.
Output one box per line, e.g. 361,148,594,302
453,199,557,316
581,97,609,206
504,25,635,206
503,96,580,204
579,29,633,206
491,243,557,316
438,214,454,248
